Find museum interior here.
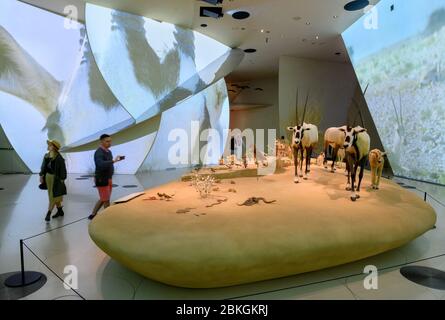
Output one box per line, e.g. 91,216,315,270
0,0,444,301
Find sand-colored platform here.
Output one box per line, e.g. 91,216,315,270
89,166,437,288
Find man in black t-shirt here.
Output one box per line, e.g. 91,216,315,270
88,134,124,220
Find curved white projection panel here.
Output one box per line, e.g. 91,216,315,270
85,3,242,123
0,0,238,173
343,0,445,184
0,0,153,173
139,79,230,172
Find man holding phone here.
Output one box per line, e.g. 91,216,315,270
89,134,125,220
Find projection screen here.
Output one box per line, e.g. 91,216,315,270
343,0,445,184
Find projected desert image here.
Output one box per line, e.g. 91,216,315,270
343,0,445,184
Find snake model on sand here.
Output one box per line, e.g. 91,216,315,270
237,197,276,206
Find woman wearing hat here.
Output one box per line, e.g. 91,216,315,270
39,140,67,222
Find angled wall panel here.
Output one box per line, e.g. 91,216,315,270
0,0,154,173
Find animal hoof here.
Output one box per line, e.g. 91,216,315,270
303,176,308,180
345,187,351,191
293,178,299,183
299,174,303,178
375,186,379,190
350,196,357,202
356,194,361,199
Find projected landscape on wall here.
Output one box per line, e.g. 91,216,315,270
0,0,237,174
343,0,445,184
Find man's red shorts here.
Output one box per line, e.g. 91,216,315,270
97,179,112,202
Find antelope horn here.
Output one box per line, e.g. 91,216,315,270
301,89,310,125
363,83,369,96
399,91,404,130
391,95,401,127
296,88,299,125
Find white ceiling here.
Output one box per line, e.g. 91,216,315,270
19,0,380,81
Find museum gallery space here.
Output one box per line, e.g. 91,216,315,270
0,0,444,301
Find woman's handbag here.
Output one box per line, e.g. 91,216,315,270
39,176,47,190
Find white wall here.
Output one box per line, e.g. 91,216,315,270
229,77,279,149
279,56,358,141
279,56,385,155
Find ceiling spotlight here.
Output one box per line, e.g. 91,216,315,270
260,29,264,33
306,22,311,25
315,35,319,40
201,0,223,5
244,48,257,53
333,15,339,19
200,23,208,27
232,11,250,20
344,0,370,11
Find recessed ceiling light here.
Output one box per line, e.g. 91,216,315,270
260,29,264,33
333,15,339,19
344,0,370,11
306,22,311,25
335,52,342,55
315,35,319,40
232,11,250,20
292,16,302,21
244,48,257,53
200,24,208,27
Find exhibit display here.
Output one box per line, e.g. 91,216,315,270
0,0,443,303
89,165,436,288
343,0,445,184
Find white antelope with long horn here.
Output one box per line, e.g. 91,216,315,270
343,126,370,201
287,89,318,183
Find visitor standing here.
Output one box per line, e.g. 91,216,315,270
88,134,124,220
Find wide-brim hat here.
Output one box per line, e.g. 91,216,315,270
47,139,61,150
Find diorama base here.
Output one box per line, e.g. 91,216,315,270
89,166,436,288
